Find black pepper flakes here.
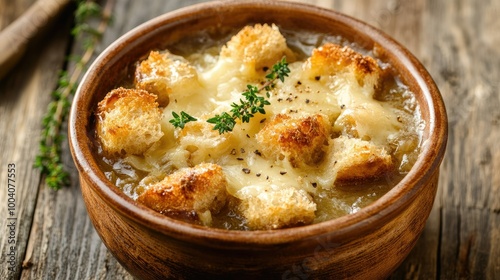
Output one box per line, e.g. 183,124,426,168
315,76,321,81
230,149,236,155
297,80,302,85
256,173,261,177
280,171,287,175
242,168,251,174
278,98,283,102
260,118,266,123
340,104,346,109
237,158,244,161
254,150,262,156
240,148,246,153
305,99,310,104
312,182,317,188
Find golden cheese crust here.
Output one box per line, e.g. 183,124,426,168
137,163,228,216
256,114,331,167
135,51,198,106
96,87,163,155
333,136,393,183
220,23,295,71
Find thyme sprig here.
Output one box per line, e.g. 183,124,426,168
169,111,197,129
34,0,113,190
171,57,290,134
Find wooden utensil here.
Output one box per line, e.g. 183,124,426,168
0,0,71,80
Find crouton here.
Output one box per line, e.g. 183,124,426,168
332,136,393,183
135,51,199,106
96,87,163,155
256,114,331,167
220,23,294,71
137,163,228,217
238,186,316,230
304,43,381,92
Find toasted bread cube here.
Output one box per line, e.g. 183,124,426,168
256,114,331,167
220,23,294,71
333,136,393,183
137,163,228,216
304,43,381,92
96,87,163,155
238,186,316,230
135,51,199,106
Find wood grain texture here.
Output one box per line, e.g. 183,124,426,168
427,0,500,278
0,0,498,279
0,0,72,79
0,3,70,280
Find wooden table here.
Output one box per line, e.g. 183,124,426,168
1,0,498,279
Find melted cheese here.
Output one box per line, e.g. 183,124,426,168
125,49,402,198
95,26,426,229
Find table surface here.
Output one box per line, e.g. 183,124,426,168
1,0,499,279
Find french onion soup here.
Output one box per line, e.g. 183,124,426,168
93,24,424,230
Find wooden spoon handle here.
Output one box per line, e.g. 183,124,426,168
0,0,71,79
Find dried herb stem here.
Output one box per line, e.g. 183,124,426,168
35,0,114,190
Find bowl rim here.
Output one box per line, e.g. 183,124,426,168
69,0,447,246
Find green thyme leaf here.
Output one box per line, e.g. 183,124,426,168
169,111,197,129
207,112,236,134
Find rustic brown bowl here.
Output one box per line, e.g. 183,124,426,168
69,0,447,279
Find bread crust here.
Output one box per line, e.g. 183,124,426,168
256,113,331,167
305,43,381,91
96,87,163,155
333,136,393,183
137,163,228,216
135,51,198,106
238,187,316,230
221,23,295,71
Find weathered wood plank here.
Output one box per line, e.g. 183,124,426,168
423,0,500,279
0,2,70,280
488,210,500,279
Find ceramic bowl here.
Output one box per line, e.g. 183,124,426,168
69,0,447,279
